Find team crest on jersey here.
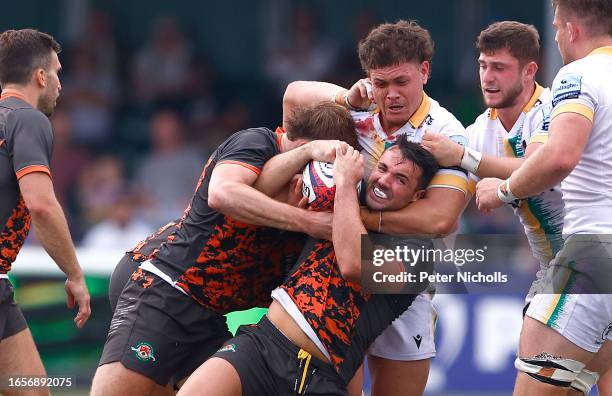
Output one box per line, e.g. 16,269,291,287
131,342,156,362
552,73,582,106
217,343,236,353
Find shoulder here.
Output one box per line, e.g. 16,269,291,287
427,98,464,131
7,106,50,126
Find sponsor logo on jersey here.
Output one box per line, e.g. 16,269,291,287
131,342,156,362
217,343,237,353
552,73,582,106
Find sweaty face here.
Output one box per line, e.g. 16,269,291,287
478,49,525,109
366,147,424,211
38,51,62,116
369,61,429,133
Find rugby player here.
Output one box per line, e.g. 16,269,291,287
0,29,90,395
178,136,439,396
421,21,564,303
476,1,612,395
267,20,469,395
90,102,360,396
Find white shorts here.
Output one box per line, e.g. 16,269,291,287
368,293,437,361
526,293,612,353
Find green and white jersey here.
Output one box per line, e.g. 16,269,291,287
550,46,612,236
468,84,564,297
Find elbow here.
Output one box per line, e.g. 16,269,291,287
207,186,229,212
26,198,54,219
430,218,457,236
339,260,361,283
283,81,306,108
554,157,578,178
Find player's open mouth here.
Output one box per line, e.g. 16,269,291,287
484,88,500,93
373,186,388,199
387,104,404,113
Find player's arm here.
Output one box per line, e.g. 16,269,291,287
421,131,525,179
508,112,590,196
253,139,347,198
362,186,467,236
282,79,373,128
209,163,332,239
331,146,366,283
19,172,91,328
476,112,591,210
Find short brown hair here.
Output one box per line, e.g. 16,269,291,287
285,102,360,150
552,0,612,36
476,21,540,63
0,29,61,86
358,20,434,73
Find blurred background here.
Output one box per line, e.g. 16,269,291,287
3,0,577,395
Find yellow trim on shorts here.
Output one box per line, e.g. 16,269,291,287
551,103,594,123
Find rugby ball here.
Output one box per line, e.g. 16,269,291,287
302,161,336,211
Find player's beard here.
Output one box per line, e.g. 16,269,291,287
483,80,523,109
38,89,57,117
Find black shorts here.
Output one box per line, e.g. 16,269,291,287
0,279,28,341
108,254,141,312
99,272,232,386
213,316,347,396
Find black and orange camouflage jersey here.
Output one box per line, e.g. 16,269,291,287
0,94,53,274
128,127,306,314
280,237,419,384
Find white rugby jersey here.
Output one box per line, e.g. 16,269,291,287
468,84,565,273
549,46,612,236
351,92,468,194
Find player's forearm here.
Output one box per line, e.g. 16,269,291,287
509,142,574,198
210,181,308,232
333,183,366,283
30,200,83,280
253,144,312,197
475,154,524,179
362,195,462,236
282,81,346,127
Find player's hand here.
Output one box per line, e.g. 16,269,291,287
333,146,364,187
475,178,505,212
65,273,91,328
346,78,374,110
307,140,349,163
421,132,464,167
287,174,308,208
303,210,333,240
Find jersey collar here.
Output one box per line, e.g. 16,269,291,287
488,83,544,120
588,46,612,57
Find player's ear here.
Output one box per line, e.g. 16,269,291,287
567,21,579,43
420,61,430,84
524,61,538,80
33,68,46,88
412,189,426,202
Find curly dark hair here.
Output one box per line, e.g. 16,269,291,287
358,20,434,74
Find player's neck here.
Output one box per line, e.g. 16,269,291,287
0,85,39,109
496,83,537,132
579,37,612,58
